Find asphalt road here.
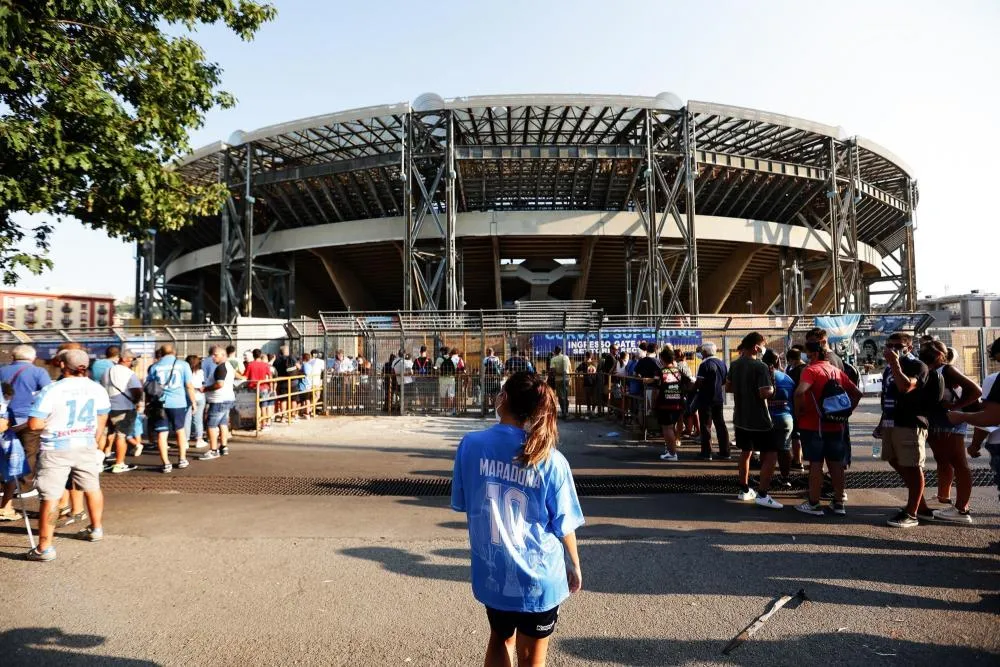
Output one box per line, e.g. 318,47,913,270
0,401,997,666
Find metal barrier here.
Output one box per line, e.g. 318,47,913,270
252,373,322,435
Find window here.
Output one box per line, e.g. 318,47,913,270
46,299,54,308
46,309,52,320
80,302,88,310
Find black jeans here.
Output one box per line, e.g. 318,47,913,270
699,402,730,456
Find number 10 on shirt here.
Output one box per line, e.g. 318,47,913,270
487,482,528,550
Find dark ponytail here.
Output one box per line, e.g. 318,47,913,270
503,371,559,467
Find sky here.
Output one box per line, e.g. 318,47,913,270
14,0,1000,301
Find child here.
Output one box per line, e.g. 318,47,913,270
451,372,583,667
0,382,29,521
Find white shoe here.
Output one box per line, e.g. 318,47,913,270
932,507,973,524
737,489,758,502
659,452,679,462
755,495,783,510
193,440,207,449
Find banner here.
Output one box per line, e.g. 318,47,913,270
814,314,861,342
530,329,702,356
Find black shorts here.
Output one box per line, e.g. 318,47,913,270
108,409,137,435
656,410,683,427
486,605,560,639
735,427,780,453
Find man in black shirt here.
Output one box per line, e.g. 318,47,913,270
879,332,943,528
695,342,730,459
503,346,534,376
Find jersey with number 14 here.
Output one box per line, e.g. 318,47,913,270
30,377,111,451
451,423,584,613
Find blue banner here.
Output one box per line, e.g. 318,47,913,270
814,314,861,342
530,329,702,356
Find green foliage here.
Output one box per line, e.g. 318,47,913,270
0,0,275,283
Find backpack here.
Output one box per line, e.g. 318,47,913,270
657,366,686,411
413,357,431,375
439,357,456,376
484,357,502,376
815,376,854,423
143,358,177,406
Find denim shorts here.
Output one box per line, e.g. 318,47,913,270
770,413,794,452
153,407,188,433
206,401,234,428
800,428,847,463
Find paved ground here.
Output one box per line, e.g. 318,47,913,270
1,398,997,666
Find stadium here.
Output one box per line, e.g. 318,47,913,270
157,93,918,323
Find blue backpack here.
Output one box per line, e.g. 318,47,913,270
816,377,853,423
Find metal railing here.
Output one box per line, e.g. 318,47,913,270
251,373,323,435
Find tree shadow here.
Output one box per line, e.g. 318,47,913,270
0,627,160,665
558,632,1000,666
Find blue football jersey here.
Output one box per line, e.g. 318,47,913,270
451,423,584,613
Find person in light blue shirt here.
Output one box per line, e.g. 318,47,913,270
89,345,119,383
452,371,583,665
145,344,197,473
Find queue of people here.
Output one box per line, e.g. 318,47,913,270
0,341,330,561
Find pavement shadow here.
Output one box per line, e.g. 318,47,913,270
558,632,999,666
573,522,999,613
0,627,160,665
339,546,469,583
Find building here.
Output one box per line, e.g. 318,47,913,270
919,291,1000,327
0,289,116,330
151,93,918,323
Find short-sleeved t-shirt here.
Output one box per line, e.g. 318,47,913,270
451,423,584,613
102,364,142,411
0,361,51,420
146,355,193,409
634,356,661,381
986,373,1000,406
882,356,936,428
206,362,236,404
504,356,534,375
243,360,273,391
549,354,570,377
769,370,796,419
727,356,773,431
90,358,115,383
273,355,297,377
796,361,857,432
696,357,727,405
30,376,111,451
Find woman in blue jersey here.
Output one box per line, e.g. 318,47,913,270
452,371,583,667
762,350,796,489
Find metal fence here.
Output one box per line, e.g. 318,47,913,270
314,308,981,419
3,311,997,424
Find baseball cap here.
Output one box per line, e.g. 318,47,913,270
62,349,90,370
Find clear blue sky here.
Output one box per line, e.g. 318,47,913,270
15,0,1000,300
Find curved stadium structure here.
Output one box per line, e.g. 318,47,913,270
159,93,918,322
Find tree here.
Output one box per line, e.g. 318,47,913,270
0,0,276,283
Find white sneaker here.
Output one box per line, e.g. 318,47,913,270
659,452,679,462
755,495,783,510
737,489,758,502
199,449,219,461
932,507,973,524
193,440,208,449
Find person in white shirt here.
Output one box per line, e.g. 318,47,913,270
26,349,111,561
200,346,236,460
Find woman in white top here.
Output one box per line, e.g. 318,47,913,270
185,354,206,447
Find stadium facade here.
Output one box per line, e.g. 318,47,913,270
147,93,918,323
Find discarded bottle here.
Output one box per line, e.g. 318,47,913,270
872,441,882,459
